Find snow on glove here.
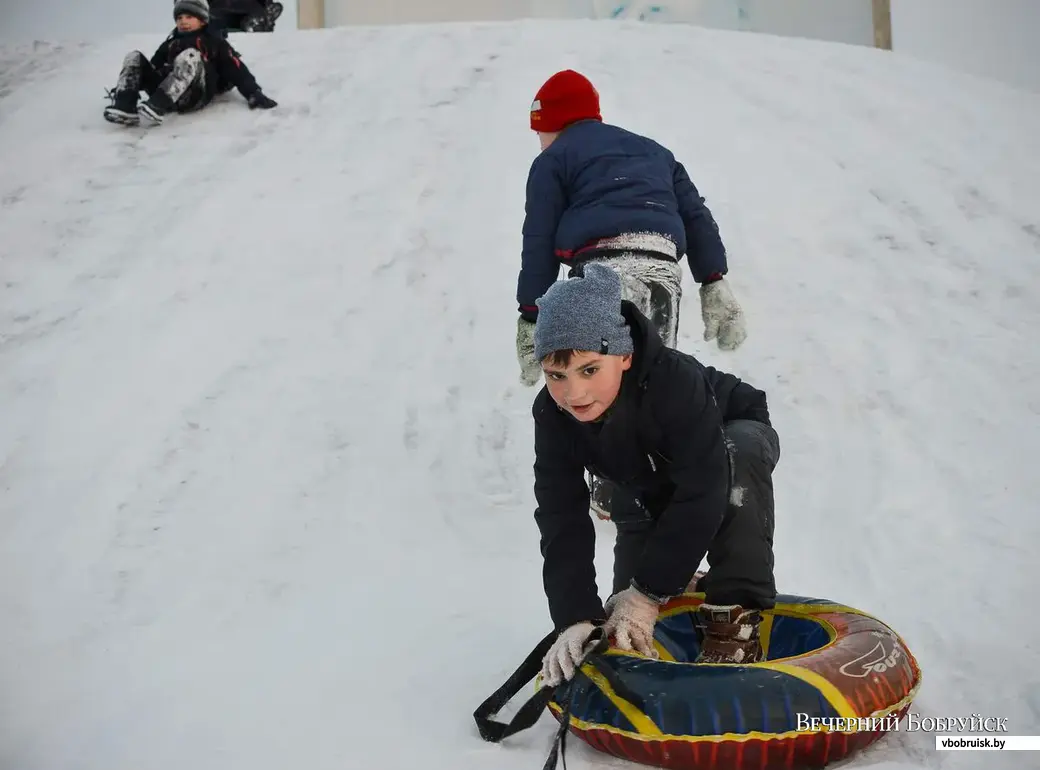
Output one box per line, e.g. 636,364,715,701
700,278,747,351
540,621,599,687
248,91,277,109
603,586,662,658
515,317,541,387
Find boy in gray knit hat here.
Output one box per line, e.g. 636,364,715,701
104,0,276,127
534,263,634,366
529,263,781,684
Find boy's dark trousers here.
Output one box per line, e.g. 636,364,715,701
610,419,780,610
105,49,207,125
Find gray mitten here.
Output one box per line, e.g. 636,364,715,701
540,621,598,686
700,278,747,351
515,317,541,386
603,587,661,657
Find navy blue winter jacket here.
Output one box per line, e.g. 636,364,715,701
517,120,728,319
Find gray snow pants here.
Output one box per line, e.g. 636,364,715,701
612,419,780,610
116,49,207,111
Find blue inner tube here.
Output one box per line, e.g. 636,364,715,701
544,593,922,770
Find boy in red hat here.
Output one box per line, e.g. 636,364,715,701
515,68,747,520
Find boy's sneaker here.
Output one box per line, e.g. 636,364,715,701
103,89,140,125
694,604,766,664
137,98,167,126
137,87,175,126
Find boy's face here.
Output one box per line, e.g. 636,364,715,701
542,351,632,422
176,14,203,31
537,131,559,151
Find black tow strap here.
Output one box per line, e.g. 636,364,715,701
473,627,611,770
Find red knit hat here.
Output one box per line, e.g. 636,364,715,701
530,70,602,132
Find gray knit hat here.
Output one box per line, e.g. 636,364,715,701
174,0,210,22
534,263,634,361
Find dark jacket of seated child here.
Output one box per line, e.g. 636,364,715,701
150,19,265,108
530,263,779,684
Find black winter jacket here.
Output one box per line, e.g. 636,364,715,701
531,302,770,631
150,26,262,105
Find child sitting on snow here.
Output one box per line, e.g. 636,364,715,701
104,0,276,127
529,263,779,685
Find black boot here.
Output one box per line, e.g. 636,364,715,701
103,88,140,125
694,604,766,664
137,89,175,126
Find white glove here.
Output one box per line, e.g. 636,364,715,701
603,587,661,658
540,621,598,687
700,278,747,351
515,317,541,386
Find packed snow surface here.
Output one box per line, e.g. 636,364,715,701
1,18,1039,770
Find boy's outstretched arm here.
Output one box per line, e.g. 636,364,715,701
532,395,605,630
673,161,747,350
516,153,567,321
631,367,730,601
672,161,728,283
215,40,276,107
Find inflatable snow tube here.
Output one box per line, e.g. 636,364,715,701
544,593,922,770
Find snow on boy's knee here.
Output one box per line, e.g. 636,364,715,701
729,485,746,507
175,49,202,64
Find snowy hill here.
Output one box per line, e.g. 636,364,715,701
2,19,1039,770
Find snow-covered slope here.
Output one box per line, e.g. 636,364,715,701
1,19,1039,770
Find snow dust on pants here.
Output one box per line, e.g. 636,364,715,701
116,49,207,111
611,419,781,610
568,254,683,349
